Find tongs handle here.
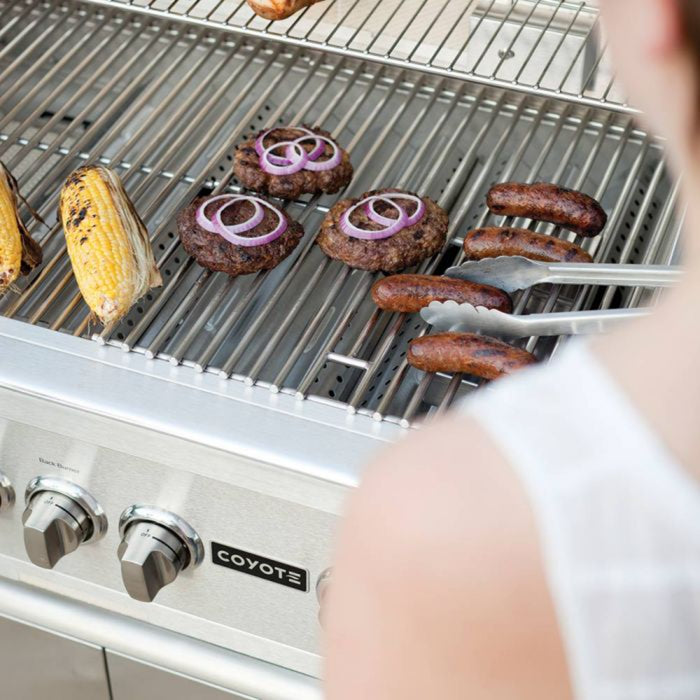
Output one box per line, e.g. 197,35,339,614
518,307,650,337
542,263,682,288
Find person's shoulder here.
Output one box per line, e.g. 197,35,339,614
326,410,572,698
353,411,533,585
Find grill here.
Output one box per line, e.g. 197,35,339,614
0,0,681,427
81,0,626,111
0,1,685,697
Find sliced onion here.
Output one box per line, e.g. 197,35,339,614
196,194,288,248
256,126,341,174
212,197,264,236
340,192,427,241
261,141,308,175
196,195,246,234
296,134,326,162
255,126,320,166
340,199,407,241
364,196,404,227
367,192,426,227
291,135,342,171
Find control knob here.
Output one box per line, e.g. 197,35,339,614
0,472,15,512
22,477,107,569
118,506,204,603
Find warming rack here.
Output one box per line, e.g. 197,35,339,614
0,1,681,427
78,0,628,112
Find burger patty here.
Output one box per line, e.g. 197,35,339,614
177,196,304,277
234,126,353,199
317,189,449,273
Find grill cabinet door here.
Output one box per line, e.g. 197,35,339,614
0,615,111,700
106,650,253,699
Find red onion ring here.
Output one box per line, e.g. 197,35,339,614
195,195,261,234
256,126,342,175
261,141,308,176
366,193,426,227
340,197,408,241
340,192,426,241
296,134,326,162
196,194,288,248
293,135,342,172
255,126,318,164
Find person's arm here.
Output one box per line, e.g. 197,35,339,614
324,413,572,700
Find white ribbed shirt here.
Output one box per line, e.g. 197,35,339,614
463,342,700,699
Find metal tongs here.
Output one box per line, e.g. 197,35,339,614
420,301,650,339
445,256,682,293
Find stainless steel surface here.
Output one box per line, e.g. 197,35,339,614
0,0,680,426
23,490,93,569
0,577,321,699
119,522,190,602
0,0,685,693
421,299,649,338
25,475,110,540
0,385,341,676
0,471,15,511
0,319,392,489
107,651,249,699
79,0,627,112
118,506,205,602
0,615,111,700
446,256,683,292
120,505,206,567
315,567,331,603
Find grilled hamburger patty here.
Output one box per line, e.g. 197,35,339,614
178,196,304,276
317,189,448,273
234,126,353,199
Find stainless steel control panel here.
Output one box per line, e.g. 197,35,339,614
0,417,340,677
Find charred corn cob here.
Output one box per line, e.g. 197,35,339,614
59,165,162,328
0,162,42,293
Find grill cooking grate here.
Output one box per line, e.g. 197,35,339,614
0,1,682,426
79,0,627,111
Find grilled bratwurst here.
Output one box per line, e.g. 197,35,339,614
372,274,512,314
487,182,607,237
408,332,537,379
463,227,593,264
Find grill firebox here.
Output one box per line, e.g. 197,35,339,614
0,1,680,427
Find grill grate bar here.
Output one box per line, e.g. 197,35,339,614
372,95,550,421
402,119,665,424
0,1,678,426
346,93,530,414
5,26,192,322
76,0,628,112
111,44,285,348
183,60,367,371
217,66,410,378
47,34,233,332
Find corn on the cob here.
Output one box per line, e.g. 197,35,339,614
0,162,42,293
59,165,162,329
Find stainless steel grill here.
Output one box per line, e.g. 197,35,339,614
0,1,687,695
79,0,629,111
0,0,681,427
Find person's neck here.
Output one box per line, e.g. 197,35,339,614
592,150,700,471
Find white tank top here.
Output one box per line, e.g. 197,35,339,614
462,341,700,700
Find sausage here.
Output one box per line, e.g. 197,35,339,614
463,227,593,264
247,0,322,19
487,182,607,237
407,333,537,379
371,274,513,314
